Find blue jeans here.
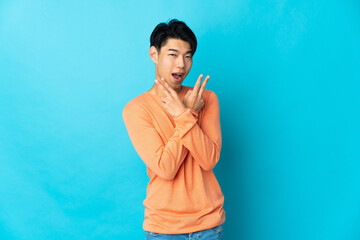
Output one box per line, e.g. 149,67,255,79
145,224,223,240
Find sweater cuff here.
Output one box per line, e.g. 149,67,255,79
173,108,198,137
189,109,199,119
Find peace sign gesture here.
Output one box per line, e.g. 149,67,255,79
184,74,210,112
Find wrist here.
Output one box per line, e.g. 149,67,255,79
174,107,187,118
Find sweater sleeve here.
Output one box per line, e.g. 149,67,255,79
123,103,196,180
176,91,222,171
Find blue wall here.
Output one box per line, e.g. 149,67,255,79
1,0,359,239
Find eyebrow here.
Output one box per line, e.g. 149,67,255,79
167,48,193,54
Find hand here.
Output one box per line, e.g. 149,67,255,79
183,74,209,112
155,77,187,117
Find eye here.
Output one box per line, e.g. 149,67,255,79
169,54,176,57
185,55,192,59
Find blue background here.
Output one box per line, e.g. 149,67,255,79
1,0,359,239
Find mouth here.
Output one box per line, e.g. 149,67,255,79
172,73,185,82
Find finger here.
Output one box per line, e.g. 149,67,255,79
160,97,168,103
193,74,203,94
158,84,170,99
155,78,168,92
160,77,176,95
155,79,170,96
198,75,210,96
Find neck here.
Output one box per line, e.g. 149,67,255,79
149,84,183,96
173,85,183,93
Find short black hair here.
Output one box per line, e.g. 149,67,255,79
150,19,197,55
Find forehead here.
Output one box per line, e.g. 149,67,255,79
161,38,191,52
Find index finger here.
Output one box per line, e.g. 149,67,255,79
155,78,170,96
159,77,177,95
198,75,210,96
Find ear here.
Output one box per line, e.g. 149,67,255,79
149,46,159,64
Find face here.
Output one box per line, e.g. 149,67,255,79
150,38,193,91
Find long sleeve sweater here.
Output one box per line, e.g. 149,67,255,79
122,86,225,234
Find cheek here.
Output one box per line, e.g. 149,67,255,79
159,60,173,74
186,61,193,71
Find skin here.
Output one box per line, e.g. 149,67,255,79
148,38,210,117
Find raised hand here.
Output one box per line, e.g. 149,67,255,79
183,74,209,112
155,77,187,117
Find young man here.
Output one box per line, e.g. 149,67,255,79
123,19,225,239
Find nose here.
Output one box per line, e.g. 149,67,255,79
176,56,185,68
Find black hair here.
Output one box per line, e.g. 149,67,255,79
150,19,197,55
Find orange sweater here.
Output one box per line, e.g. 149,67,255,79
122,86,225,234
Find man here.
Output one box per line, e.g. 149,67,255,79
123,19,225,240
